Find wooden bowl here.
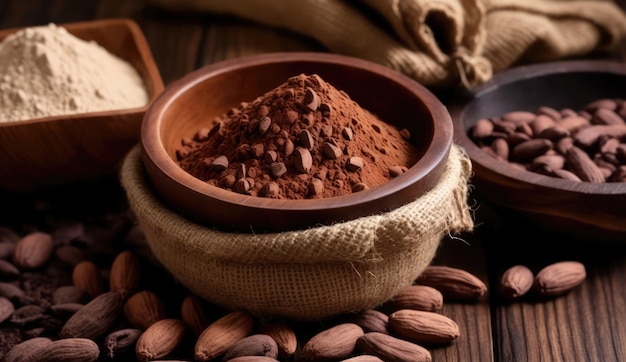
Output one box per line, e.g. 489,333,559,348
451,60,626,241
141,52,453,232
0,18,164,192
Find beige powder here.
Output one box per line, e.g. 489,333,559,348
0,23,148,122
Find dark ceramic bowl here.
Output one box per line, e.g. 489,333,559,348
141,52,453,232
451,60,626,241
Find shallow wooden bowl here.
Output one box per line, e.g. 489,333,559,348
451,60,626,241
141,52,453,232
0,18,164,192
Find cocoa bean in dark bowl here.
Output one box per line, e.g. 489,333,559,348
451,60,626,242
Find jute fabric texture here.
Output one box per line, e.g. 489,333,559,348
120,144,474,320
148,0,626,89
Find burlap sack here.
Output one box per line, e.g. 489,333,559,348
483,0,626,72
120,144,474,320
147,0,626,88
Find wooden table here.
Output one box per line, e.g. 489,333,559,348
1,1,626,361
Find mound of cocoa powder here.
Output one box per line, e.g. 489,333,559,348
176,74,419,199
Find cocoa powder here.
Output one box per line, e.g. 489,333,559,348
176,74,418,199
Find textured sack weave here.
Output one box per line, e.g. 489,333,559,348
483,0,626,72
120,145,474,320
148,0,626,88
148,0,490,87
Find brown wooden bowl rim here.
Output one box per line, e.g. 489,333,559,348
453,59,626,195
141,52,453,213
0,18,164,128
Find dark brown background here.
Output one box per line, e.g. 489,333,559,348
1,0,626,361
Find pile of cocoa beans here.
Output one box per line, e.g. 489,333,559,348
469,98,626,183
0,187,494,362
0,184,588,361
0,223,488,362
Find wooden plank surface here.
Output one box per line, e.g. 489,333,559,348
2,0,626,361
484,210,626,362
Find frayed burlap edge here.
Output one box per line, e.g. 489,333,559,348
120,144,474,319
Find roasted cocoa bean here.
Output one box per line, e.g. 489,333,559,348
468,98,626,183
105,328,143,359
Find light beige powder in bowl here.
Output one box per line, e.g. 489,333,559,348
0,23,148,122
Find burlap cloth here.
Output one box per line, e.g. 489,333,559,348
120,144,473,320
148,0,626,88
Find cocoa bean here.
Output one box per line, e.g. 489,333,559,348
222,334,279,361
293,147,312,173
530,114,555,135
503,111,536,125
53,286,90,305
537,106,561,121
584,98,617,112
60,291,123,339
259,320,297,358
43,338,100,362
566,147,605,183
349,309,389,334
511,139,553,163
11,305,46,326
303,87,320,111
346,157,364,172
592,108,625,126
0,296,15,324
356,332,431,362
0,242,16,260
136,319,187,361
388,309,460,344
13,232,54,270
301,323,364,361
468,99,626,184
105,328,143,358
50,303,84,318
0,282,24,301
472,119,494,139
0,260,20,279
5,337,52,362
